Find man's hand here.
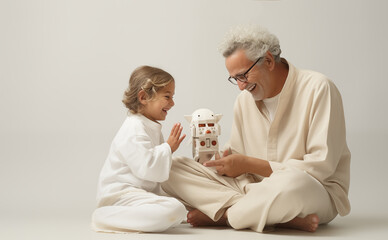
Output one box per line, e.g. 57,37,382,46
203,149,273,178
203,149,247,177
167,123,186,153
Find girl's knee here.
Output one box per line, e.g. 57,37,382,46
91,207,116,231
166,198,187,220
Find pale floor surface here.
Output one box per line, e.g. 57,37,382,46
2,212,387,240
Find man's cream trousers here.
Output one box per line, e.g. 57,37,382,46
162,157,337,232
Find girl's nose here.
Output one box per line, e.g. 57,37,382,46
170,99,175,107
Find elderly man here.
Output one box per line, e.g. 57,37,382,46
162,25,350,233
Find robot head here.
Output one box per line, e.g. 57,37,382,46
185,108,222,137
185,108,222,123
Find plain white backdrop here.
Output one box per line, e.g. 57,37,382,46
1,0,388,239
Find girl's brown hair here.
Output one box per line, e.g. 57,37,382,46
122,66,174,113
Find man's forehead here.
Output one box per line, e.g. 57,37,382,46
226,50,252,75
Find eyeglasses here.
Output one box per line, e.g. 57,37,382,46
227,57,263,85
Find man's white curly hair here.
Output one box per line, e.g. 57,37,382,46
219,24,282,62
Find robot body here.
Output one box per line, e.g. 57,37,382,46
185,108,222,164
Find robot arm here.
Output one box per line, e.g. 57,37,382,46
190,124,196,137
216,124,221,136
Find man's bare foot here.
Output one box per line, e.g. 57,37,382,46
186,209,228,227
277,214,320,232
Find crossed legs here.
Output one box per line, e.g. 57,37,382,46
162,157,337,233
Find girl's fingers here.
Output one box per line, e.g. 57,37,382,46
178,134,186,144
177,126,183,137
170,123,184,141
170,123,179,136
173,124,183,138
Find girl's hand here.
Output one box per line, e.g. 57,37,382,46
167,123,186,153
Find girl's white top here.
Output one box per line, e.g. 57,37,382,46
96,113,172,206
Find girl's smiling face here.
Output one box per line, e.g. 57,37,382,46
140,81,175,122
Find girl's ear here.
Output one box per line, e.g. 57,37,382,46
138,90,148,105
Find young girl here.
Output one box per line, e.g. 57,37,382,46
92,66,187,233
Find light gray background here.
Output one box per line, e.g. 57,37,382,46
1,0,387,239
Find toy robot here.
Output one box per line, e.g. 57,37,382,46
184,108,222,164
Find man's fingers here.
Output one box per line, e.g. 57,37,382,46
222,148,232,157
203,160,226,176
203,160,222,167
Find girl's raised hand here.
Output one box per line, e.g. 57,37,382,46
167,123,186,153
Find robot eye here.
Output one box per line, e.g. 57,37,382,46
198,124,206,127
207,123,214,127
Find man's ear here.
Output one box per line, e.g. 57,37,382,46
265,51,275,71
138,90,148,105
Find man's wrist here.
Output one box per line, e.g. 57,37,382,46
241,155,251,174
244,156,272,177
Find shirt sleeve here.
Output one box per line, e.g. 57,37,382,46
226,96,247,155
116,134,172,183
281,80,350,184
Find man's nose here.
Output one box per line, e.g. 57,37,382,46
237,81,247,91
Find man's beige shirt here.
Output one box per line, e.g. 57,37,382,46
227,60,351,216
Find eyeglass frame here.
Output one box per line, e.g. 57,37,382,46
227,57,263,85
